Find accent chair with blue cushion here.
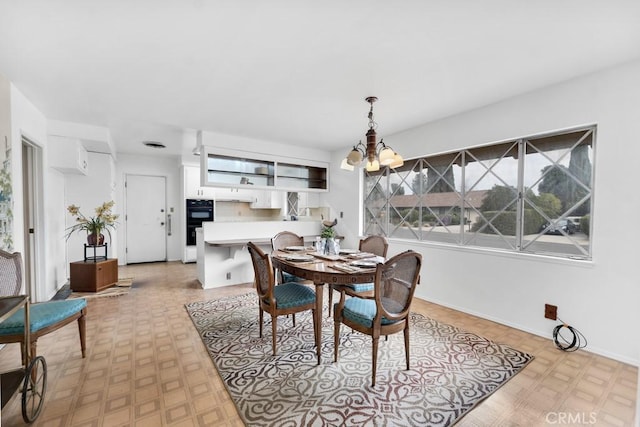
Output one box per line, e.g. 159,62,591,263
0,250,87,360
333,250,421,386
271,231,307,284
328,235,389,315
247,242,317,356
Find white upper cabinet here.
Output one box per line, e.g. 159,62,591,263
298,191,320,209
183,165,215,199
213,187,256,203
251,190,284,209
49,135,88,175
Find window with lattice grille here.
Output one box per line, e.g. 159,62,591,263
287,192,299,217
363,126,595,260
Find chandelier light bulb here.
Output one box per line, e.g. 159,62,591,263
365,159,380,172
378,146,395,165
340,158,355,171
390,153,404,169
347,148,363,166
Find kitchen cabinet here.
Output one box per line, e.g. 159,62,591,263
205,151,275,188
214,187,257,203
183,165,215,199
49,135,88,175
276,163,327,191
184,245,197,263
298,191,320,209
251,190,284,209
201,147,328,192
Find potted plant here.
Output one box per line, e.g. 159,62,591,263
66,200,119,245
320,218,338,254
320,225,335,240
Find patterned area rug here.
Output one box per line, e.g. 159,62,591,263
186,293,533,427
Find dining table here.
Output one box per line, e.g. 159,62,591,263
271,248,384,365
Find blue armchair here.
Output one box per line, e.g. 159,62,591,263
0,250,87,360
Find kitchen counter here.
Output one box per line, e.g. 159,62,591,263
205,236,317,246
197,221,322,288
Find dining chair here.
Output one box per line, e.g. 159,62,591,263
0,250,87,361
327,235,389,314
333,250,421,386
271,231,306,284
247,242,317,356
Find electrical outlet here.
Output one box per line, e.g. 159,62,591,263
226,272,231,280
544,304,557,320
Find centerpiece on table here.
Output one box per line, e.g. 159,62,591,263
320,218,339,255
66,200,119,246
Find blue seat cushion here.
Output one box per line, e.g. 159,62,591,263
282,272,305,283
263,282,315,310
339,298,397,327
0,299,87,336
345,282,374,293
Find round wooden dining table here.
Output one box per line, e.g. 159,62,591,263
271,251,382,365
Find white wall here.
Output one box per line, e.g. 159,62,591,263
115,153,183,263
64,151,117,267
9,84,64,300
198,130,331,165
328,59,640,365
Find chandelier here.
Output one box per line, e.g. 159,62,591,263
340,96,403,172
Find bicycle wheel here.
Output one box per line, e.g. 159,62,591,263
21,355,47,423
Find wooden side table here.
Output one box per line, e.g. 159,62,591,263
70,258,118,292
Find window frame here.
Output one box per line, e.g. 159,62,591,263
363,125,596,261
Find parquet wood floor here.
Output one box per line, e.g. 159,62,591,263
0,261,636,426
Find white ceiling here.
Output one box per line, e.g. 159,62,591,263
1,1,639,157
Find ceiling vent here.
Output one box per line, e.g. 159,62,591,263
143,141,166,149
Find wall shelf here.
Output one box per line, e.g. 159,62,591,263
206,154,275,187
202,148,328,192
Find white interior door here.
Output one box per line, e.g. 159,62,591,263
125,174,167,263
21,139,43,301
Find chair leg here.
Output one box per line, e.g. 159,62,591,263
19,341,37,365
327,286,333,318
333,290,346,363
312,308,320,364
292,313,296,327
404,325,410,370
259,308,264,338
78,309,87,358
372,336,379,387
30,340,37,362
271,314,277,356
333,318,341,362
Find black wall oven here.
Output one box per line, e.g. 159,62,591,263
186,199,214,245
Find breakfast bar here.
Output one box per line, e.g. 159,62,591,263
196,220,322,288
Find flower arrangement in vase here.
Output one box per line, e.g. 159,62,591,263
66,200,119,245
320,218,338,254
